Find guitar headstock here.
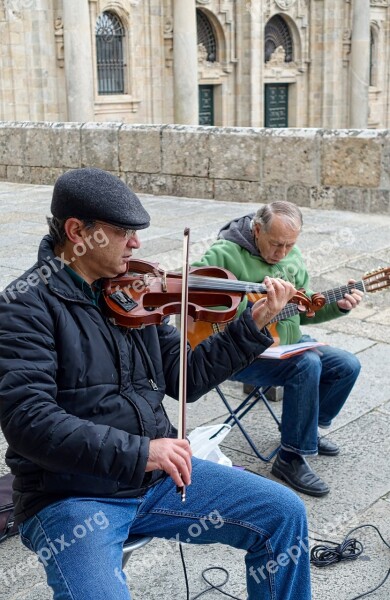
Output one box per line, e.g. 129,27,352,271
362,267,390,293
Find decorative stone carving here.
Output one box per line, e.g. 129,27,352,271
342,28,352,66
198,43,220,68
370,0,388,6
164,17,173,35
275,0,297,10
197,44,226,80
198,43,208,63
343,28,352,41
4,0,35,18
164,17,173,69
268,45,286,65
4,0,20,19
54,17,64,68
265,45,298,81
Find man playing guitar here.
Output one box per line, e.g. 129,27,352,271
193,200,363,497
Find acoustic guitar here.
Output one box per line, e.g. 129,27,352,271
187,267,390,348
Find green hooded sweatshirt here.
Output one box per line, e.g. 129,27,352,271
192,213,345,345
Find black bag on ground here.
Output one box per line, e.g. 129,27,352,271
0,472,18,542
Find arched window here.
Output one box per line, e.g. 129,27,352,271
197,10,217,62
264,15,293,63
96,11,126,95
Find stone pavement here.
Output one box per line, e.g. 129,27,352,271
0,181,389,600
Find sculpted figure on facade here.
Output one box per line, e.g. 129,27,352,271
274,0,297,10
268,45,287,66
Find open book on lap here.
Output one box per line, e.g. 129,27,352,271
259,341,327,360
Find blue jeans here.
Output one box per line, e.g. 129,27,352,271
20,458,311,600
230,336,361,455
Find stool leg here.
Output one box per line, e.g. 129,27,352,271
122,550,132,568
215,386,281,462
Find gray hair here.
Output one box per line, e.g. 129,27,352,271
47,216,95,247
253,201,303,233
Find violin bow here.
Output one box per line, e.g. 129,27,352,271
177,227,190,502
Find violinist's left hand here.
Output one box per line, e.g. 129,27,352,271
337,279,364,311
251,276,296,330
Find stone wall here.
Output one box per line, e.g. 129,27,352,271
0,1,66,122
0,122,389,214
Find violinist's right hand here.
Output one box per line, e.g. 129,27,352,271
251,276,296,330
145,438,192,488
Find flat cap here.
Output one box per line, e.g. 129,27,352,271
51,168,150,230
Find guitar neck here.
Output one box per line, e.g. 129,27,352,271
320,279,365,303
269,279,365,324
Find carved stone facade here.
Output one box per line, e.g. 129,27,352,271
0,0,388,127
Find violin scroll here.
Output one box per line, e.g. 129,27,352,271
310,292,327,309
291,289,326,318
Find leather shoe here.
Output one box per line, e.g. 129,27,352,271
271,454,330,497
318,436,340,456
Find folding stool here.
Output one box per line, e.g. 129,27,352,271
122,535,153,567
214,384,282,462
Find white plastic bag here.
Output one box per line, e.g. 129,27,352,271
188,424,232,467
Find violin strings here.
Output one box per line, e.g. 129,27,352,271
187,275,267,294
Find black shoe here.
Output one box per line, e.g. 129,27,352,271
318,436,340,456
271,454,330,497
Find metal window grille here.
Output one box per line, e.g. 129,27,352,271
197,10,217,62
264,15,293,63
96,12,125,95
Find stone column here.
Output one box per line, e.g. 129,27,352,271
173,0,198,124
349,0,370,128
63,0,95,122
249,2,263,126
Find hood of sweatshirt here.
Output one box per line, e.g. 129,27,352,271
217,213,261,257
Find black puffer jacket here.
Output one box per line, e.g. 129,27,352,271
0,237,273,524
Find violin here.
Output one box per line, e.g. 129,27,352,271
102,258,322,329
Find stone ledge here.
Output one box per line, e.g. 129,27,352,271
0,122,389,213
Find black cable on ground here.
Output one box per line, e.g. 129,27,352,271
179,542,241,600
178,523,390,600
310,524,390,600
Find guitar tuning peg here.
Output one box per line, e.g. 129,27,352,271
366,266,381,276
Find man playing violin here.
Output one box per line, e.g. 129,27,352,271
0,169,311,600
194,200,363,498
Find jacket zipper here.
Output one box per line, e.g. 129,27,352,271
130,331,159,391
